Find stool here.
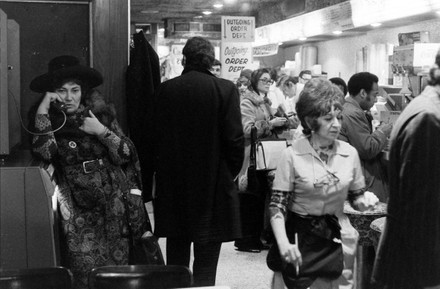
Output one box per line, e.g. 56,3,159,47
370,216,386,251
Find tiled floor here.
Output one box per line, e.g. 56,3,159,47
147,203,273,289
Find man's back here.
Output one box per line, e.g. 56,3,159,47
153,68,244,242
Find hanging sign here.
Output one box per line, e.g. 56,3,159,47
221,42,253,82
253,43,279,57
221,16,255,42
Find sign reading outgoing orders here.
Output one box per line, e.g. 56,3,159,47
221,16,255,42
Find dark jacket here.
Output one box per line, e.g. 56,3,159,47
372,85,440,289
126,31,160,202
152,66,244,242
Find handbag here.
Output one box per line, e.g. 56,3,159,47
256,136,288,171
122,191,165,265
267,212,343,280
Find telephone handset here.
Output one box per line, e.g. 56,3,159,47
51,100,66,112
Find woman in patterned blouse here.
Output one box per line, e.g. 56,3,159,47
268,78,379,289
30,55,150,289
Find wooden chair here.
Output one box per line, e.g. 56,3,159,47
0,267,72,289
88,265,193,289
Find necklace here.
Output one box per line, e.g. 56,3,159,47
309,137,334,164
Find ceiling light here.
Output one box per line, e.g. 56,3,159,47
332,30,343,35
278,42,283,46
202,11,212,15
194,15,203,19
299,37,307,41
371,22,382,27
436,10,440,15
213,4,223,9
140,10,159,14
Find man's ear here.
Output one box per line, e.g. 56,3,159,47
359,88,367,99
181,55,186,67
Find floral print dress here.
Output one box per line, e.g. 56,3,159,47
32,108,150,289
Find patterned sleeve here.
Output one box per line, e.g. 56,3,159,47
32,114,58,162
97,126,132,165
269,189,293,217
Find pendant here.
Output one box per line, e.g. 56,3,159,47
68,141,77,149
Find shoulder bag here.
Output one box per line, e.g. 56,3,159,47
255,134,289,171
122,191,165,265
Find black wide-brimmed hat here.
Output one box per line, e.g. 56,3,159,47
30,55,103,93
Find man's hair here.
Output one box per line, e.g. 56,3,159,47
212,59,221,67
296,78,344,136
277,75,298,88
299,70,312,78
428,48,440,86
347,72,379,96
329,77,348,96
182,37,215,70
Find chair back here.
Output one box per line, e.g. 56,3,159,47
89,265,193,289
0,266,72,289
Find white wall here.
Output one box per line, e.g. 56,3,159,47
280,18,440,82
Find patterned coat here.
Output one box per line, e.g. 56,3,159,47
32,105,150,289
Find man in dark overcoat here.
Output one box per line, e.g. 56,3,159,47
372,50,440,289
152,37,244,286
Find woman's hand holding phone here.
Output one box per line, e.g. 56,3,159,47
37,92,64,114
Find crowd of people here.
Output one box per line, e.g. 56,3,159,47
28,36,440,289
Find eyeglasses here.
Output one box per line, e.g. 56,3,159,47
236,81,249,87
313,170,340,188
259,78,274,85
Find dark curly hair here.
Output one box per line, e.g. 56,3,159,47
428,49,440,86
296,78,344,136
182,37,215,70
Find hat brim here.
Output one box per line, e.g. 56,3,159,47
30,65,103,93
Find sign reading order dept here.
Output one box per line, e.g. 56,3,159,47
221,16,255,42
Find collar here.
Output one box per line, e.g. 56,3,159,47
344,96,363,110
181,65,213,76
293,137,350,157
242,90,265,106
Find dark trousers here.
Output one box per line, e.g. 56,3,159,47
166,237,222,287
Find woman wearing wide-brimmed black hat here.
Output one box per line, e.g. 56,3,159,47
30,55,151,289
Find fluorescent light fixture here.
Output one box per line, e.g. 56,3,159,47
332,30,343,35
202,11,212,15
213,4,223,9
194,15,203,18
299,37,307,41
371,22,382,27
140,10,159,14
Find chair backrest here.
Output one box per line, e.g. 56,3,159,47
89,265,193,289
0,267,72,289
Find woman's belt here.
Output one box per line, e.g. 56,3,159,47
64,158,109,174
287,211,341,241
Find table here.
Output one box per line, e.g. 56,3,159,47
344,201,387,289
